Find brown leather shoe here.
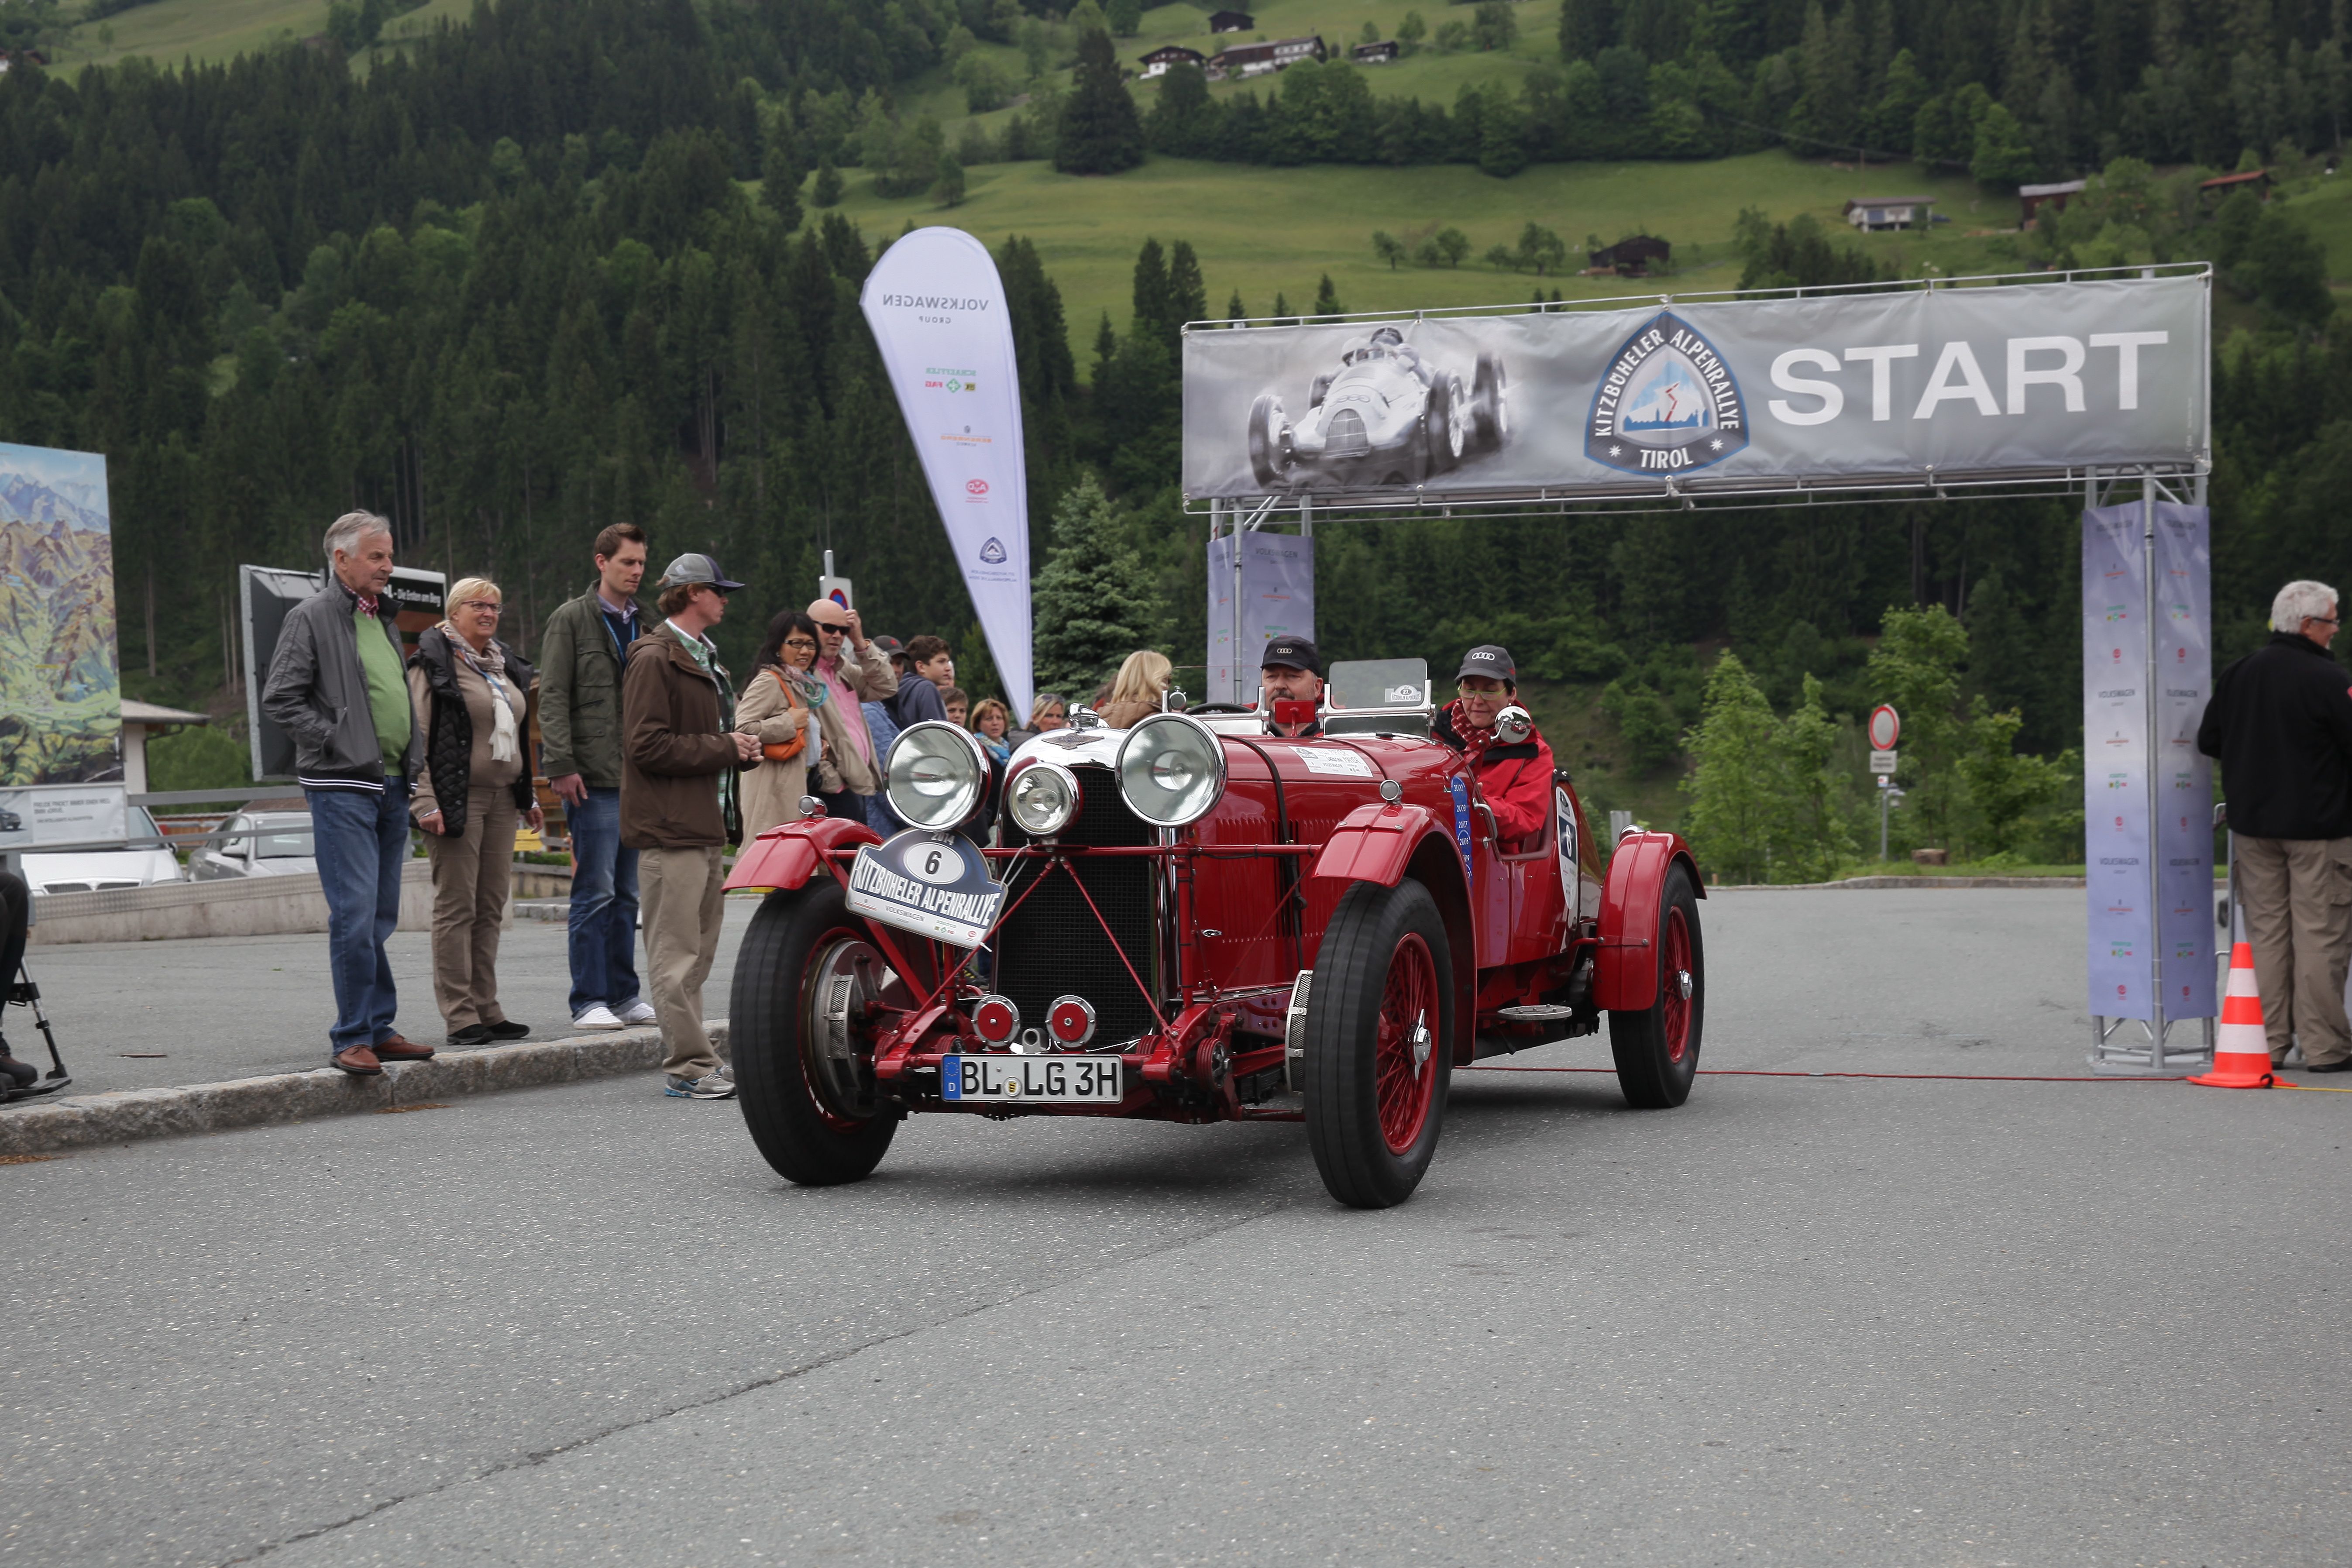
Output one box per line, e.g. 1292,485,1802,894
332,1045,384,1076
373,1034,436,1061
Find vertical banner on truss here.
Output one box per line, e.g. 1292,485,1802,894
1207,530,1315,705
2082,502,2213,1028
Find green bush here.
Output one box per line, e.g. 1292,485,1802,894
147,725,249,791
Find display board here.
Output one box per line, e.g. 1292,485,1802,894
2082,501,2214,1029
1206,532,1315,704
242,564,446,781
1182,272,2208,506
0,441,118,787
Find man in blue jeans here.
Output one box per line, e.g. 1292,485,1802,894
259,511,433,1075
537,523,657,1032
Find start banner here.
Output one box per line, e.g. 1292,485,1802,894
1182,272,2207,502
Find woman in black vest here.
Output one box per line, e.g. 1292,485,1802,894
409,577,543,1046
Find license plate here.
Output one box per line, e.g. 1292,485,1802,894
939,1054,1124,1104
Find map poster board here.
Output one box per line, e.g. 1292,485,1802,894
1207,531,1315,705
0,441,118,787
242,563,447,781
2082,502,2214,1024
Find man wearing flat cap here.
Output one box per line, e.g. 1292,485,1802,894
1435,643,1556,848
1261,636,1324,739
623,553,762,1100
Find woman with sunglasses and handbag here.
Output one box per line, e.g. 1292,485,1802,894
736,610,827,840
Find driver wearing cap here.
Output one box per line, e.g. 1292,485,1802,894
1260,636,1324,739
1434,644,1554,847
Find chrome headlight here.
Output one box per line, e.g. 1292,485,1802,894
884,722,988,830
1006,759,1081,838
1115,713,1227,828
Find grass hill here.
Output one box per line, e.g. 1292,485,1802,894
56,0,470,69
819,149,2040,374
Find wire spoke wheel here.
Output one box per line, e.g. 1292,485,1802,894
1304,879,1455,1208
1372,933,1439,1155
1608,862,1704,1109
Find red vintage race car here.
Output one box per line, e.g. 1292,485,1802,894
722,659,1705,1208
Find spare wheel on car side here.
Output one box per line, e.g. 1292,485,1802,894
1302,878,1455,1208
729,879,901,1185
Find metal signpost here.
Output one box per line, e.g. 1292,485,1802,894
1868,705,1899,860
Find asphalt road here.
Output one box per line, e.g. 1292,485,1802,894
7,889,2348,1566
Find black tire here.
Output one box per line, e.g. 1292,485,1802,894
1607,862,1703,1109
730,880,899,1185
1423,375,1464,475
1303,879,1455,1209
1470,352,1508,452
1248,393,1292,488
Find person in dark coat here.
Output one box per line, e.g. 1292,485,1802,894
2197,579,2352,1072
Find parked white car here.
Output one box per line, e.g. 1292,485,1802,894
190,811,318,881
21,808,187,895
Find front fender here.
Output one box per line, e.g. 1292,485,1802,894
1595,830,1703,1012
1309,801,1438,887
724,815,881,893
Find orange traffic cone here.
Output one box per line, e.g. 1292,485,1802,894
2188,942,2273,1089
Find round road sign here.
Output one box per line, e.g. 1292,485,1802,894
1868,705,1900,750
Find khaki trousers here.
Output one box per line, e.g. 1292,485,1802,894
426,787,518,1032
640,844,728,1080
2234,834,2352,1066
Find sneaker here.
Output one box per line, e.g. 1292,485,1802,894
665,1072,736,1099
618,1000,658,1026
572,1005,626,1032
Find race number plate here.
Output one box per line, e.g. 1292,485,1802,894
939,1054,1124,1104
846,830,1005,947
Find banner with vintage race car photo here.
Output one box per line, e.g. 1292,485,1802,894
860,228,1035,722
1180,272,2207,502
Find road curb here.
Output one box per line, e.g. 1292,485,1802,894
0,1022,729,1156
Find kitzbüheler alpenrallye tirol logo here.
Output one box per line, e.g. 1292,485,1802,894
1586,311,1748,476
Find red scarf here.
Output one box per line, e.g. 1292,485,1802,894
1446,698,1503,767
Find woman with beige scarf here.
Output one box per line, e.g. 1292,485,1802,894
409,577,544,1046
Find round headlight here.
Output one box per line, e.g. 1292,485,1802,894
1115,714,1227,828
1007,760,1081,838
884,722,987,830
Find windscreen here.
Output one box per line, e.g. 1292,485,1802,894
255,821,315,858
1327,659,1430,711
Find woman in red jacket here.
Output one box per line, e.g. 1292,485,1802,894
1434,644,1556,849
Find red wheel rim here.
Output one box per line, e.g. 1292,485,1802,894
1374,932,1440,1155
1661,906,1693,1065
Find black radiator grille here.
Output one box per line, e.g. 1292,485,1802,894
997,764,1161,1044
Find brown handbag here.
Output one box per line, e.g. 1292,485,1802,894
758,670,808,763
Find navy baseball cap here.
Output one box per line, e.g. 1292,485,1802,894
657,552,743,592
1456,644,1516,681
1261,636,1322,676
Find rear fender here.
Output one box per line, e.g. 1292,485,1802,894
1309,802,1438,888
1595,831,1703,1012
723,815,882,893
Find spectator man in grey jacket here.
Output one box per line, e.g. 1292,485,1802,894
260,512,433,1076
538,522,655,1032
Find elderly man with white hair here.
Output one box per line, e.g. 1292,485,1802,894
2197,579,2352,1073
260,511,432,1077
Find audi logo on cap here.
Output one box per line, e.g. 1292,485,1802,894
966,478,989,495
